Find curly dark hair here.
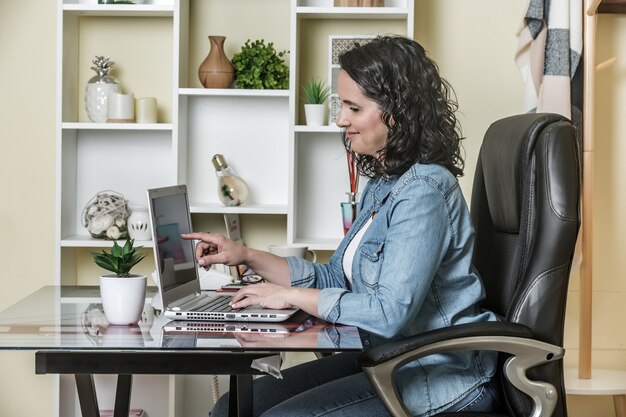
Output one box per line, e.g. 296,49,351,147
338,36,465,178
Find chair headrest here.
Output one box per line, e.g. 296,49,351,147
481,113,568,233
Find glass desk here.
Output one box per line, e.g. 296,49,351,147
0,286,363,417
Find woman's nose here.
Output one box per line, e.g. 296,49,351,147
336,110,349,128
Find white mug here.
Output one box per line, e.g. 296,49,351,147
268,244,317,262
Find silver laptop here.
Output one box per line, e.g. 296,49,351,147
147,184,298,322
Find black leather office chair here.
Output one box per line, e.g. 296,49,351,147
358,113,581,417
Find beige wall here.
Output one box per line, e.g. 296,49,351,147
1,1,625,416
0,0,57,415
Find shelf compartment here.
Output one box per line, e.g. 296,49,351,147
293,131,351,248
185,95,289,208
60,14,173,125
59,130,175,240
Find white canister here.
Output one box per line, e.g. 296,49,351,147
127,205,152,241
108,91,135,122
135,97,158,123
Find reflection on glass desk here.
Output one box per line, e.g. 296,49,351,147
0,286,362,353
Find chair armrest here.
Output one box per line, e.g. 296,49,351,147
357,322,564,417
358,321,534,367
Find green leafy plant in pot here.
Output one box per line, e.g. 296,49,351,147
302,78,330,126
91,239,148,325
232,39,289,90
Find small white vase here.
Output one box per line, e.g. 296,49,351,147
304,104,326,126
128,205,151,241
100,275,147,326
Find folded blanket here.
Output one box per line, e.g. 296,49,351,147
515,0,582,120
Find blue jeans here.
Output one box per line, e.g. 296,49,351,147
210,352,501,417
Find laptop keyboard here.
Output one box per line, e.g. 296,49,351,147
178,294,245,313
169,293,287,321
196,295,236,312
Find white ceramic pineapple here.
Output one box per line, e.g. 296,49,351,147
85,56,120,123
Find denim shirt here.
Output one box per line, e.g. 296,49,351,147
286,162,498,417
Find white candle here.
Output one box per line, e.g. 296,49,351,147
107,92,134,122
135,97,158,124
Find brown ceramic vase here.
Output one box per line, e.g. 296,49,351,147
198,36,235,88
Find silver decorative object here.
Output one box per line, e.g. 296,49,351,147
85,56,120,123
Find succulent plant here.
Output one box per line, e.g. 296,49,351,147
91,239,146,277
302,78,331,104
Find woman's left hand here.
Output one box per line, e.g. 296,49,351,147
229,282,294,310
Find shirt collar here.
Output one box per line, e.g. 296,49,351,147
371,175,397,206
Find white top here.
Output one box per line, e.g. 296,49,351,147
342,216,373,283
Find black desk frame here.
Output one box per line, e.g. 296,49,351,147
36,350,274,417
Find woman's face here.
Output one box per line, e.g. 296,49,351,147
335,70,389,158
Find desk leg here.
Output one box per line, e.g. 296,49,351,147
75,374,100,417
615,394,626,417
228,375,253,417
74,374,132,417
114,375,132,417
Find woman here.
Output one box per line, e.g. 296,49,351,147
183,36,500,417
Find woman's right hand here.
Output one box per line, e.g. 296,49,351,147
180,232,248,269
181,232,294,287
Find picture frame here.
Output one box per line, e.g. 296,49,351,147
327,35,376,123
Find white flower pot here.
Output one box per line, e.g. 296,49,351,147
99,275,147,326
304,104,326,126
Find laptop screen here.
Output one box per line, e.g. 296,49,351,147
148,185,197,294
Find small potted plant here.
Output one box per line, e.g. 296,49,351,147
91,239,147,325
302,78,330,126
232,39,289,90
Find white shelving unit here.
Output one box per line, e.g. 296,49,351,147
55,0,413,415
288,0,413,250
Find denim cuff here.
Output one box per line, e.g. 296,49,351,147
287,256,316,287
286,256,347,322
317,288,347,323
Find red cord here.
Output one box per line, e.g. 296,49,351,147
346,151,359,195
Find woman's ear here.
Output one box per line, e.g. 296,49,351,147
381,111,394,127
